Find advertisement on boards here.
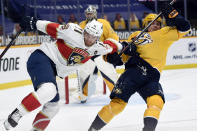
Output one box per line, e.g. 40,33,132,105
0,46,38,83
166,38,197,65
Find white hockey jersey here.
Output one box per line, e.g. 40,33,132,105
36,20,122,77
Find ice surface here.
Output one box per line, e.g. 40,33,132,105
0,68,197,131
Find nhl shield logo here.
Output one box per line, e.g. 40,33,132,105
188,42,196,52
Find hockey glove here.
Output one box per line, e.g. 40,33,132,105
121,41,138,56
161,3,178,19
20,16,38,31
103,52,123,67
161,4,190,31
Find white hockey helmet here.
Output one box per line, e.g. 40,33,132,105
84,5,97,21
84,19,103,37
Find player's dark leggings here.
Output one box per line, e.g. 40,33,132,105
27,49,59,102
110,64,165,103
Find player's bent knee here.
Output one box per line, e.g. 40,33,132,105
36,82,57,104
144,95,164,119
147,95,164,110
110,98,127,114
42,102,60,119
98,98,127,123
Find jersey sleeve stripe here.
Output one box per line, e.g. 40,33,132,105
46,23,60,39
103,39,119,54
56,39,73,60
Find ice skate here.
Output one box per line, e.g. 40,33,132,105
88,126,98,131
78,93,87,103
30,127,41,131
1,109,23,131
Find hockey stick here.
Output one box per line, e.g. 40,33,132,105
76,69,83,97
0,0,37,59
119,0,176,56
76,69,88,103
0,29,23,59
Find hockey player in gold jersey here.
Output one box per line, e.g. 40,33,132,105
88,3,191,131
77,5,120,103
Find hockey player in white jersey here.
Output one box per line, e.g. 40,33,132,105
0,16,123,131
77,5,120,103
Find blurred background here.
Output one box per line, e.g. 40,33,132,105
0,0,196,46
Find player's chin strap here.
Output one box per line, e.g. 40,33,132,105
119,0,176,57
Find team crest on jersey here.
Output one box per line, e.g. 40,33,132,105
135,32,153,45
114,88,122,94
68,48,90,65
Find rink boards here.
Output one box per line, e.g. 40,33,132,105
0,37,197,89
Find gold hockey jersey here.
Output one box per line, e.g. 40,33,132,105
126,26,190,72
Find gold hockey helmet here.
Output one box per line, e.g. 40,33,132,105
142,13,162,28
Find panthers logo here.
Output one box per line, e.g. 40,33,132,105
68,53,83,65
135,32,153,45
68,47,90,66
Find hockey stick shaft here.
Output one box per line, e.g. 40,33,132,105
119,0,176,56
0,29,23,59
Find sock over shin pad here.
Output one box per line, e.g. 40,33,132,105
98,98,127,123
21,93,41,112
33,112,50,130
144,95,164,119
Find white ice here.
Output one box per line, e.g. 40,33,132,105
0,68,197,131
